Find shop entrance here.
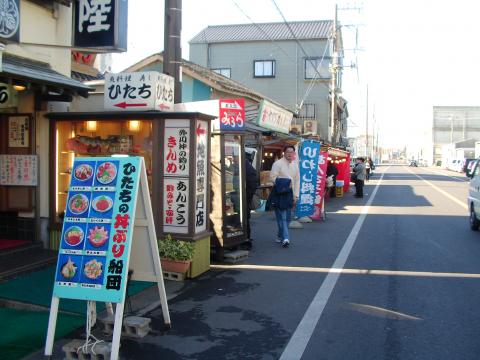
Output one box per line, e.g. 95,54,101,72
0,114,37,249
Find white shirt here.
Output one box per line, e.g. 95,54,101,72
270,157,300,199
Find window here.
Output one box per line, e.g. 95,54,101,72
305,58,330,79
212,68,231,78
254,60,275,78
298,103,316,119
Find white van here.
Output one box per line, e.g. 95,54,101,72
467,159,480,229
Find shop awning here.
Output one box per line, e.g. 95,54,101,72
0,54,92,97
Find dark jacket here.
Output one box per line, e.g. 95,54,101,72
245,159,258,199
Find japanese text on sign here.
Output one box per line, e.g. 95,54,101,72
104,72,174,112
219,99,245,131
164,123,190,177
0,155,38,186
78,0,112,33
195,120,208,233
312,151,328,218
295,140,321,218
163,178,189,234
52,157,140,303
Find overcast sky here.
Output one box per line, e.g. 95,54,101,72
112,0,480,148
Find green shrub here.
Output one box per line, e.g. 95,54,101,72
158,234,195,261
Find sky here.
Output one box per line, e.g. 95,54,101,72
111,0,480,148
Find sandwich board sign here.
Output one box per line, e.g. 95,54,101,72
45,156,170,359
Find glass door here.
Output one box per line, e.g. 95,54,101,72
223,134,243,237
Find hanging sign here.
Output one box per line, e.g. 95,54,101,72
0,155,38,186
310,151,328,220
53,157,140,303
219,98,245,131
8,116,29,147
256,99,293,134
104,71,174,111
194,120,208,233
295,140,321,218
74,0,128,51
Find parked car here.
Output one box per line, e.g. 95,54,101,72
467,158,480,230
448,159,463,172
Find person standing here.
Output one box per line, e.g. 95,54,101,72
327,161,339,198
353,157,366,198
244,153,258,250
365,158,371,181
268,145,300,248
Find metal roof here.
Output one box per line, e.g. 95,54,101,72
1,54,92,96
189,20,332,44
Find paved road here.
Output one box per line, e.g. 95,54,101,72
114,166,480,359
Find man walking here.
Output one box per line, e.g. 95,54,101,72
353,157,366,198
269,145,300,247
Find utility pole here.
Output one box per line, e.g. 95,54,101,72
164,0,182,103
365,84,368,156
330,4,338,145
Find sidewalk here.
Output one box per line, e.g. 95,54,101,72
13,179,374,359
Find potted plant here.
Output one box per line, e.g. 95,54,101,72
158,234,195,274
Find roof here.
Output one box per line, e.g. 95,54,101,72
124,53,293,114
71,71,105,82
189,20,332,44
1,53,92,96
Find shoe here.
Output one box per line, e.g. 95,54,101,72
275,237,282,243
282,239,290,248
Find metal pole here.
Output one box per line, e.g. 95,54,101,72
330,4,337,144
164,0,182,103
365,84,368,156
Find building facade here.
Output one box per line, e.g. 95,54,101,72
188,20,348,144
432,106,480,164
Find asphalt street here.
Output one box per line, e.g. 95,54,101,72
34,165,480,359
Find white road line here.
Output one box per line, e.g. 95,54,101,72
279,168,388,360
406,167,468,210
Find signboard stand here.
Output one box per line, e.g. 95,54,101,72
45,157,169,360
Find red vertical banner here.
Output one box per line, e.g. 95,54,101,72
311,151,329,220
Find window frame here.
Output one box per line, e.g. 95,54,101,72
298,103,316,119
212,68,231,78
304,57,331,80
253,60,276,78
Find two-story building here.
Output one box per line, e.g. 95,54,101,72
189,20,348,145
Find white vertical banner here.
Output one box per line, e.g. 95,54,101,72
194,120,208,233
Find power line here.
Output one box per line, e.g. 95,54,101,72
270,0,333,83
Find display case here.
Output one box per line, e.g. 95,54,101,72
53,119,153,224
210,133,247,252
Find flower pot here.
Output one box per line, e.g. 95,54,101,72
160,258,191,274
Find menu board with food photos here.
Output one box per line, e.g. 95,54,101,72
53,156,141,303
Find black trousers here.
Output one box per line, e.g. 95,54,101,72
355,180,364,197
246,192,254,240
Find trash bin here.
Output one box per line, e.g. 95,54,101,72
335,180,344,197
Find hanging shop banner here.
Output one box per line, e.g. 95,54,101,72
219,98,245,131
53,156,141,303
8,116,29,147
104,71,174,111
74,0,128,51
195,120,208,233
0,0,20,43
164,119,190,177
0,155,38,186
311,151,328,220
295,140,321,218
256,99,293,134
